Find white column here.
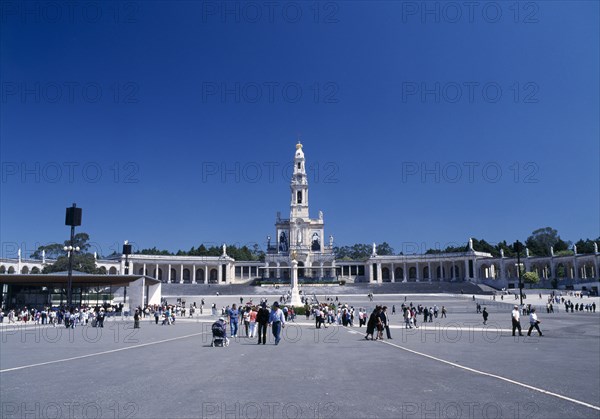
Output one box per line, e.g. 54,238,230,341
192,264,197,284
464,260,469,281
320,263,324,279
377,263,382,283
290,259,302,305
416,262,420,282
451,261,456,281
180,264,184,284
204,266,208,283
129,262,134,275
428,261,432,282
276,263,280,278
218,264,222,283
143,263,147,276
155,264,159,280
391,262,395,282
403,262,407,282
439,261,443,281
168,264,172,283
368,263,374,283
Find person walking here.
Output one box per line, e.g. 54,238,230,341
248,306,257,338
527,308,543,336
379,306,392,339
227,304,239,338
256,302,270,345
242,307,250,337
365,306,380,340
269,302,285,345
482,307,489,325
133,309,140,329
511,305,524,336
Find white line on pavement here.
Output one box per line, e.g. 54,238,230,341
364,332,600,412
0,331,206,374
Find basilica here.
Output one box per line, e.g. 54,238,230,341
2,142,599,295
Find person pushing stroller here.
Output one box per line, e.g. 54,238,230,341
211,317,229,347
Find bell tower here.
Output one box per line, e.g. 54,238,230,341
290,142,309,220
268,140,336,286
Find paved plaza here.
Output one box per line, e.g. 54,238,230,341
1,293,599,419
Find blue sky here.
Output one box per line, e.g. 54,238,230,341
1,1,598,258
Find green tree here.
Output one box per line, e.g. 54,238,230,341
31,243,66,259
333,244,372,260
525,227,570,257
471,238,499,256
574,238,600,254
495,241,515,257
43,253,102,274
376,242,394,256
136,247,173,255
32,233,94,259
522,271,540,288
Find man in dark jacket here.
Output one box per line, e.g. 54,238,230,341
256,302,270,345
379,306,392,339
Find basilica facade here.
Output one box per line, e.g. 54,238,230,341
2,143,599,293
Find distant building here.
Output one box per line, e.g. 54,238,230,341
1,143,598,300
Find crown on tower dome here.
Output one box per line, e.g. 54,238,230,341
296,141,303,150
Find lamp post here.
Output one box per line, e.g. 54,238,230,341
122,241,132,311
63,244,80,307
123,240,132,274
64,203,82,308
514,240,524,306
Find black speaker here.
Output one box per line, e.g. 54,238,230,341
123,244,132,255
65,206,82,226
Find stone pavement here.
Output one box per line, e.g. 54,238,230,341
1,293,599,418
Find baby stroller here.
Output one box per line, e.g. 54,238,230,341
211,319,229,347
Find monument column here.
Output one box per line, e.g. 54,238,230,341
192,264,196,284
290,256,302,306
168,264,172,283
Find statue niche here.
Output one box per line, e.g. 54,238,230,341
311,232,321,251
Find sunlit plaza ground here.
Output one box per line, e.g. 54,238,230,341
1,292,599,419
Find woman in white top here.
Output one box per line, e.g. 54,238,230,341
527,308,543,336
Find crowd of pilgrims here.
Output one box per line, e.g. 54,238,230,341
0,304,123,327
1,291,595,331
